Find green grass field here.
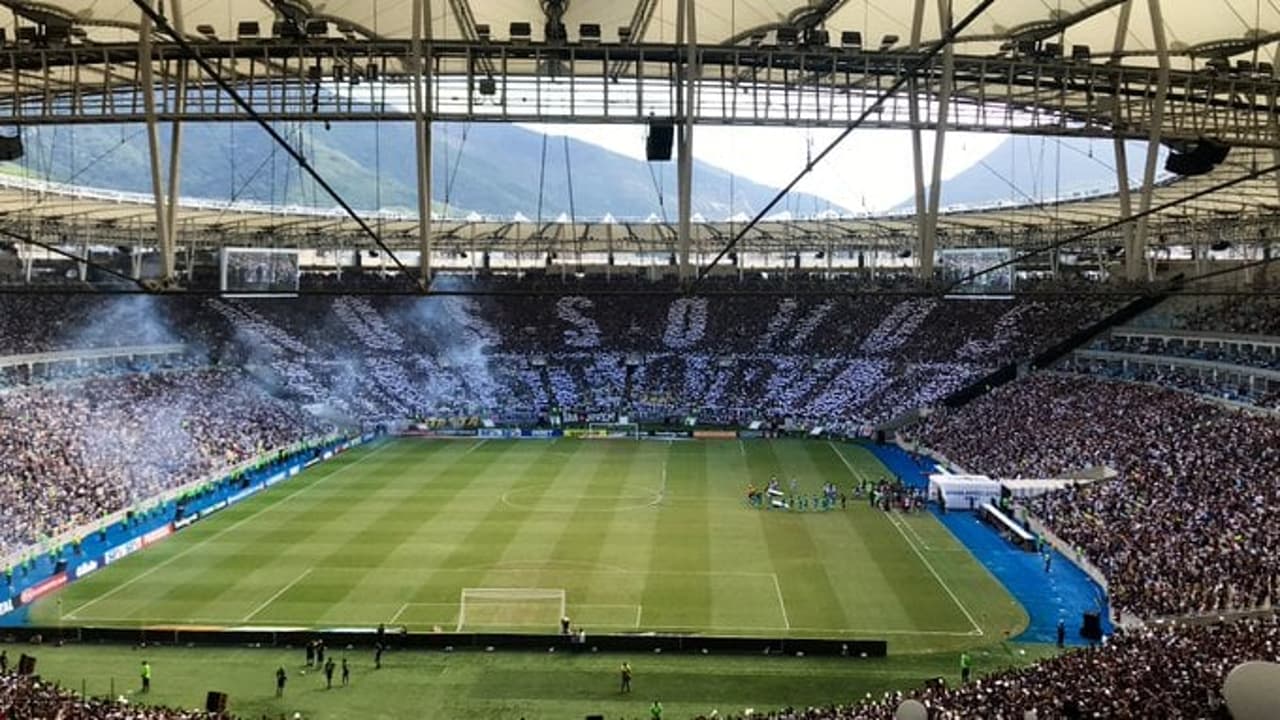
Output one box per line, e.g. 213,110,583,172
0,642,1058,720
16,437,1032,718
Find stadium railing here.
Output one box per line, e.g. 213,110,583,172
0,344,189,371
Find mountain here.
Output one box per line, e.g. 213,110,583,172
5,122,847,220
890,136,1166,212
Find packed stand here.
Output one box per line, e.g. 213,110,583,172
0,294,186,356
0,277,1121,429
912,373,1280,618
1067,328,1280,408
1095,332,1280,371
1173,293,1280,337
695,613,1279,720
0,670,223,719
0,369,329,557
0,276,1122,561
1064,353,1280,409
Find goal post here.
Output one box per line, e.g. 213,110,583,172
457,588,567,631
587,422,640,439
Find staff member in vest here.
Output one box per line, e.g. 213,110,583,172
620,661,633,693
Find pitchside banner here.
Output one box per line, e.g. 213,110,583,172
19,573,67,605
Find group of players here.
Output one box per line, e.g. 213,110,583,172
746,475,846,511
746,475,928,514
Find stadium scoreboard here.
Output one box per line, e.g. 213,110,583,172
220,248,300,297
939,248,1014,296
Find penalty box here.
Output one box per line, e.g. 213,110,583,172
387,571,788,632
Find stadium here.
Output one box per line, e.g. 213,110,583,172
0,0,1279,718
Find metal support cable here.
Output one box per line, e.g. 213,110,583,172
128,0,418,286
950,159,1280,291
692,0,1000,288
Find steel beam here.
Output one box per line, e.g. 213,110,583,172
1132,0,1169,281
907,0,929,275
6,42,1280,149
1111,0,1135,280
138,0,173,281
921,0,955,280
412,0,434,283
676,0,697,281
164,0,187,275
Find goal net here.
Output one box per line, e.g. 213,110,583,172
587,422,641,439
457,588,567,631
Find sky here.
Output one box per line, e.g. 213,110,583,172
522,123,1006,213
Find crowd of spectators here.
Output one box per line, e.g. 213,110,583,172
0,369,329,557
1172,294,1280,337
1063,327,1280,408
1095,333,1280,371
0,280,1116,426
912,373,1280,618
695,613,1279,719
2,276,1278,718
0,671,220,719
0,279,1122,562
1063,355,1280,409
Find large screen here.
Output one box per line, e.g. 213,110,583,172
220,248,300,297
938,248,1014,296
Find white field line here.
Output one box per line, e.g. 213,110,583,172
389,603,411,624
564,603,644,628
389,602,459,625
897,512,933,551
451,568,782,578
828,441,872,484
64,441,398,619
64,615,242,626
462,439,489,456
771,572,792,630
829,438,931,548
886,511,984,636
62,613,979,637
597,623,980,637
241,568,312,622
829,441,935,547
835,441,932,550
657,461,669,504
828,441,979,635
245,565,781,579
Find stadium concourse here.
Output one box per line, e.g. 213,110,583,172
0,273,1278,718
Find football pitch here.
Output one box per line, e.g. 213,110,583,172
30,437,1026,652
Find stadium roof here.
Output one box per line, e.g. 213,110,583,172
3,1,1280,264
13,0,1280,72
2,145,1275,255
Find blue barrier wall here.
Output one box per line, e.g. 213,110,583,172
865,442,1113,645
